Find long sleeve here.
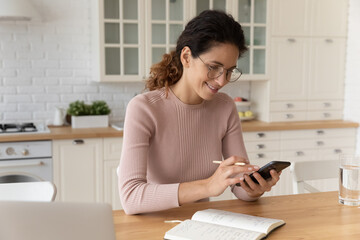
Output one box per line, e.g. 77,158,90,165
118,95,180,215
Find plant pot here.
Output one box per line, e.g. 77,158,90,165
71,115,109,128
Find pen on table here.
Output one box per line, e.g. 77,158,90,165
212,160,246,166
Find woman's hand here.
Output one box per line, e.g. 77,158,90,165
239,170,281,198
205,156,259,197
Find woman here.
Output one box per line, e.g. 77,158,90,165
118,10,280,215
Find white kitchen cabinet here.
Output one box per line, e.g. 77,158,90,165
270,37,309,101
272,0,348,37
259,0,349,122
53,138,103,202
53,137,123,210
213,127,357,200
103,137,123,210
93,0,190,82
308,38,346,100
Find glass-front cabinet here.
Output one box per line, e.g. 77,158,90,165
236,0,267,80
145,0,189,74
95,0,145,82
94,0,268,82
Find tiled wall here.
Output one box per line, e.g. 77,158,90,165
344,0,360,153
0,0,251,125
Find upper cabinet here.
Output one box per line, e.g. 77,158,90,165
93,0,269,82
271,0,348,37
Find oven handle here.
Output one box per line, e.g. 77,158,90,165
0,160,44,168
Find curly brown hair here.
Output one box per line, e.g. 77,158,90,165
145,10,248,94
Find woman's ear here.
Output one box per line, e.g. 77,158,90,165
180,46,192,68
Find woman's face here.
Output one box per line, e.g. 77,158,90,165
187,43,240,102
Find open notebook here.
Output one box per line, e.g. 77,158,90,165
0,201,116,240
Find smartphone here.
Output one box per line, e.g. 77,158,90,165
236,161,291,186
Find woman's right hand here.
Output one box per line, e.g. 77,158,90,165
205,156,259,197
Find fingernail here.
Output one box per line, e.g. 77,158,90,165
239,177,244,181
254,166,259,170
248,167,253,171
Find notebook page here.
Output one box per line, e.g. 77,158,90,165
164,220,264,240
192,209,283,234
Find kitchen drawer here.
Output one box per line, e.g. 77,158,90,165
307,110,343,120
270,111,307,122
318,147,355,160
315,138,356,148
248,152,280,162
103,137,123,160
243,131,280,141
270,101,307,111
245,141,280,152
280,149,318,161
281,139,316,150
307,100,343,110
281,128,356,139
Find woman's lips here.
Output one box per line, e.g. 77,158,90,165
205,82,219,93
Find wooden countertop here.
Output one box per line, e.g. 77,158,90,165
0,120,358,142
113,191,360,240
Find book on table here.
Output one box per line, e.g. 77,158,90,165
164,209,285,240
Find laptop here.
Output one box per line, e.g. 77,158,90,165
0,201,116,240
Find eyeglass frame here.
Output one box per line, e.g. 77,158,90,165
196,55,242,83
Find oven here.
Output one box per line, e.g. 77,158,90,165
0,123,52,183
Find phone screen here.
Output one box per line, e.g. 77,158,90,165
236,161,291,186
249,161,291,184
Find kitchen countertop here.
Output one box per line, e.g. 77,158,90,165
0,120,358,142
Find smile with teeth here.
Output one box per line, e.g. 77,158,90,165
205,82,219,92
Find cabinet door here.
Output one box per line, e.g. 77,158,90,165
271,0,310,36
145,0,189,76
53,139,103,202
270,37,309,100
311,0,348,37
99,0,145,81
308,38,346,100
104,160,122,210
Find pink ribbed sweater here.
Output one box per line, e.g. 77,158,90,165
118,88,252,215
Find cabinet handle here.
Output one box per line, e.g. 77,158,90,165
73,139,84,145
317,141,324,146
296,151,304,156
256,144,265,149
323,113,331,118
287,38,296,43
323,102,331,107
257,153,265,159
317,130,325,135
334,149,342,154
286,103,294,108
325,39,333,43
286,114,294,119
257,133,265,138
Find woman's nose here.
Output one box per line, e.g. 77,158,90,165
215,72,228,86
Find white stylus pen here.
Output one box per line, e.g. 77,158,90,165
212,160,246,166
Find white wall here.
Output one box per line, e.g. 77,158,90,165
344,0,360,153
0,0,249,125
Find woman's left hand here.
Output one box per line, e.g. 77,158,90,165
238,170,281,198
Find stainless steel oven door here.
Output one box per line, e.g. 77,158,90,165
0,158,52,183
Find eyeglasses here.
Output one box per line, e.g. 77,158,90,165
197,55,242,82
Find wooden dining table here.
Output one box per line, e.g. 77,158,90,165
112,191,360,239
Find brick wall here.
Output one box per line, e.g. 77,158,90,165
0,0,249,125
344,0,360,153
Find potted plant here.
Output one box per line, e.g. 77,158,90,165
67,100,111,128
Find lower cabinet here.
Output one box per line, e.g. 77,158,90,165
212,127,357,201
53,137,123,210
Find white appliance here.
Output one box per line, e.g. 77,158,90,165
0,123,52,183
